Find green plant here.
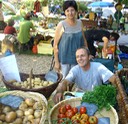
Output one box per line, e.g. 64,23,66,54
77,2,88,12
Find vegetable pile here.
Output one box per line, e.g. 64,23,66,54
81,85,117,111
52,104,98,124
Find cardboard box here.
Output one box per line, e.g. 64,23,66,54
37,43,53,55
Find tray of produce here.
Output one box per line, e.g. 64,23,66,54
2,72,62,99
0,90,47,124
48,85,118,124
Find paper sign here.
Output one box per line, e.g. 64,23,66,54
0,95,24,108
0,54,21,82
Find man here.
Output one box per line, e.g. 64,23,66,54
54,47,116,103
17,13,35,49
84,29,120,58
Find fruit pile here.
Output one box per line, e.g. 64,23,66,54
9,77,53,89
56,104,98,124
0,96,46,124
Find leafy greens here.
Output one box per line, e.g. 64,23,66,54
81,85,117,111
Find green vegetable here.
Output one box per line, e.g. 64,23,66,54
81,85,117,111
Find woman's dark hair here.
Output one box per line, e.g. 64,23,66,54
110,32,120,41
63,0,78,12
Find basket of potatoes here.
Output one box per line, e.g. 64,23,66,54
2,71,62,99
0,90,47,124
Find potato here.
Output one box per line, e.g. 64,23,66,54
34,110,42,118
3,106,12,114
5,111,17,123
33,101,43,110
43,81,48,86
13,118,23,124
24,108,34,116
0,114,5,121
25,98,35,107
27,115,34,121
19,101,28,110
16,109,24,117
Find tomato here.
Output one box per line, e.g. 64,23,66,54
72,107,78,114
65,109,75,119
65,104,72,110
80,106,87,114
59,106,66,114
58,113,66,118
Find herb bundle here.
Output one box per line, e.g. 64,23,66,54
81,85,117,111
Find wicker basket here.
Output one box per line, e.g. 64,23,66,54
48,97,119,124
115,68,128,124
2,72,62,99
0,90,47,124
121,59,128,68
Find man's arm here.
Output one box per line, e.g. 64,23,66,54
108,74,116,86
53,79,70,103
102,36,109,58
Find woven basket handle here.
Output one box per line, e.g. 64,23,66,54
29,68,33,89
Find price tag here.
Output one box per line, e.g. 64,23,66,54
0,95,24,108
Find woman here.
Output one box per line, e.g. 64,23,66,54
54,0,88,78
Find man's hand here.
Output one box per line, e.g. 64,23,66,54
53,92,63,104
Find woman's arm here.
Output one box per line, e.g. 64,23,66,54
53,22,64,71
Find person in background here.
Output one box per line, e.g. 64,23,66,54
53,0,88,79
20,5,27,18
84,29,120,58
17,13,35,50
107,15,113,29
4,19,16,35
53,47,116,103
34,0,41,13
0,1,7,31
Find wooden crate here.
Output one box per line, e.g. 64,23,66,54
37,42,53,55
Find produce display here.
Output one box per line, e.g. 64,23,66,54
49,85,118,124
0,91,47,124
82,85,117,111
9,77,54,89
53,104,98,124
